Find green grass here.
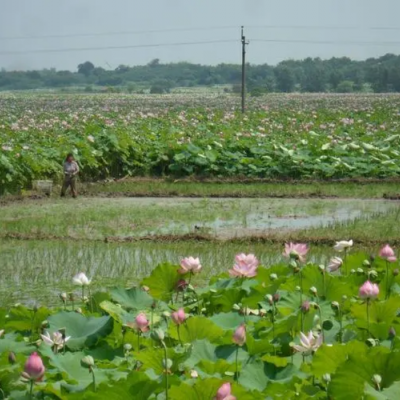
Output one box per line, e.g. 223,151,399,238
81,180,400,199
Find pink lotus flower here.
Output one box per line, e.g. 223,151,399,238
229,253,259,278
328,256,343,272
359,281,379,300
171,308,186,325
179,257,202,274
283,243,309,262
232,324,246,346
22,352,45,381
216,382,236,400
380,245,397,263
135,313,149,332
291,331,323,356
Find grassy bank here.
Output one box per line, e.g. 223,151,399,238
82,179,400,199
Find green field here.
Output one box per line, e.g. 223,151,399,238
1,93,400,399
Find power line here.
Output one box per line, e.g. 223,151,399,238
1,38,399,57
0,39,238,56
0,26,239,41
1,24,400,41
251,39,400,46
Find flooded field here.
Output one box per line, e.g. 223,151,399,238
0,197,397,240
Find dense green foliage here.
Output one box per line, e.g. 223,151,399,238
1,93,400,194
2,54,400,93
1,245,400,399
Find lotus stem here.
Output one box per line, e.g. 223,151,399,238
177,325,182,345
162,341,169,400
90,367,96,392
235,345,240,383
366,299,370,337
29,380,34,399
386,260,390,300
137,331,141,352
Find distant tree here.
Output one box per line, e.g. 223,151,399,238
127,83,136,93
336,80,355,93
77,61,95,77
274,64,295,92
148,58,160,67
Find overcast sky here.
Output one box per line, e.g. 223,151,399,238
1,0,400,71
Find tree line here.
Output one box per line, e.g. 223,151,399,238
1,54,400,93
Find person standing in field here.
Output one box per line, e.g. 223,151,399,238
61,153,79,198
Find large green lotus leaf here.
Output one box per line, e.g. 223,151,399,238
281,265,354,302
350,297,400,339
168,316,224,343
169,378,222,400
246,334,275,356
329,346,400,400
47,351,109,392
6,305,50,333
209,288,247,313
240,360,270,391
74,371,161,400
197,359,236,376
141,262,180,301
99,300,133,325
85,291,111,314
309,342,352,378
184,340,248,369
110,287,154,310
135,346,187,375
48,312,113,351
209,312,259,330
0,333,35,354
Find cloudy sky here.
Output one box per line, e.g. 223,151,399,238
1,0,400,71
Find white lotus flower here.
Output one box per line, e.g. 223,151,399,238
87,135,95,143
333,240,353,252
72,272,91,286
41,331,71,350
291,331,323,356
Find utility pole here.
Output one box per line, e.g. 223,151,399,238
241,26,249,113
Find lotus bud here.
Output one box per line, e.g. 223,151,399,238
389,327,396,339
162,358,173,370
342,295,347,301
368,270,378,279
362,260,371,267
83,296,89,303
270,273,278,281
233,304,241,311
318,265,325,272
81,355,95,368
265,294,273,305
331,301,340,310
152,328,165,342
142,285,150,292
259,309,267,317
309,286,318,296
372,374,382,390
356,268,364,275
201,308,207,313
8,352,16,365
366,338,378,347
273,293,280,303
394,269,399,277
41,320,49,329
350,269,356,274
295,286,301,292
323,373,331,383
301,301,310,313
162,311,171,318
232,324,246,346
60,293,67,303
75,308,83,314
123,343,132,351
190,369,198,378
